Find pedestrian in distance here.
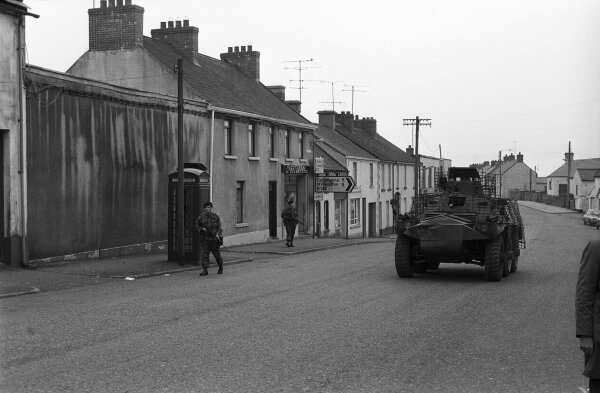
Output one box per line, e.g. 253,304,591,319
576,239,600,392
195,201,224,276
281,200,299,247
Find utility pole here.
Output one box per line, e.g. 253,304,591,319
175,59,185,267
283,58,317,103
566,141,572,206
403,116,431,202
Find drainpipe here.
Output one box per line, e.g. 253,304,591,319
209,109,215,202
17,14,28,267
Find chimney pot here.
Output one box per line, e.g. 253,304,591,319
168,21,174,28
241,46,246,52
176,20,182,28
160,21,166,28
248,45,252,51
100,0,107,7
116,0,123,6
108,0,115,7
234,46,239,52
183,19,189,27
228,47,233,53
125,0,131,4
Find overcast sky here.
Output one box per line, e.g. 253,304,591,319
24,0,600,176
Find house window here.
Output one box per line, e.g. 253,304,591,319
335,200,342,230
352,162,358,184
236,181,244,223
298,132,304,159
388,164,392,189
386,200,390,227
549,180,552,190
324,201,330,231
248,123,256,157
269,126,275,158
382,164,386,188
285,129,290,158
350,198,360,226
576,185,579,196
224,119,233,155
369,163,374,187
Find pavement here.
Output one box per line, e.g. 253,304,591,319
0,235,393,299
0,200,582,299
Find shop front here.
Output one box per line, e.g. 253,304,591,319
282,163,310,234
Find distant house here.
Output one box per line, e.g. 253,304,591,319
326,111,415,236
405,147,452,195
588,171,600,210
546,157,600,199
473,153,537,198
573,169,600,211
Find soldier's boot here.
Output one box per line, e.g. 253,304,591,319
199,268,208,276
217,266,223,274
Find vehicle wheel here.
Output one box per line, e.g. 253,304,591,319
395,236,414,278
510,227,520,273
427,261,441,270
484,236,503,282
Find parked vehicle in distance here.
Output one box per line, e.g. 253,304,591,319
583,209,600,226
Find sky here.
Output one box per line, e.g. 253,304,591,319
23,0,600,177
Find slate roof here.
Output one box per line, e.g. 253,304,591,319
547,158,600,178
315,125,377,160
333,123,414,164
143,37,312,128
314,144,347,172
488,160,518,175
577,168,600,182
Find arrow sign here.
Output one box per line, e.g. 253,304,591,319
316,176,355,193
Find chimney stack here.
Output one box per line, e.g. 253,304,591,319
151,20,199,62
356,116,377,136
406,145,414,156
318,110,337,130
88,0,144,51
220,45,260,82
516,152,523,163
267,85,285,101
285,100,301,114
338,111,354,129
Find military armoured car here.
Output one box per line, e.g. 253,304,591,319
395,167,525,281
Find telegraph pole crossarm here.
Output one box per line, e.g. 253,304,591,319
402,117,432,205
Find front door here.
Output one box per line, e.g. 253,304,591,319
269,181,277,238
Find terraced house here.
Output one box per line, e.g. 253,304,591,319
23,0,315,264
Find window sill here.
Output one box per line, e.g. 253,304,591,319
224,155,238,160
299,159,308,164
285,158,294,163
269,158,279,162
248,156,260,161
235,223,249,228
350,223,361,228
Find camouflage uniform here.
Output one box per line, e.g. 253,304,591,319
281,205,298,246
195,208,223,270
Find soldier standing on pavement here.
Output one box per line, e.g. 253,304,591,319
281,200,298,247
576,239,600,392
195,201,224,276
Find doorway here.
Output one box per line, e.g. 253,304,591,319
368,202,377,237
269,181,277,238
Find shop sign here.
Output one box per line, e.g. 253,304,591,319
316,176,356,193
314,158,324,174
283,164,309,175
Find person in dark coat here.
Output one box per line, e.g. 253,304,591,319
576,239,600,392
281,200,299,247
195,201,224,276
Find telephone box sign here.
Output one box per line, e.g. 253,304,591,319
314,157,324,174
282,164,309,175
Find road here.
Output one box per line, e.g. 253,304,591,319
0,205,598,392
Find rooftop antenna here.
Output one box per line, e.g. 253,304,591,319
342,84,367,116
283,58,319,103
304,80,344,111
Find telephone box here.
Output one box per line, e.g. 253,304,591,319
168,168,210,263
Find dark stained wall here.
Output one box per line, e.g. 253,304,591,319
25,71,208,259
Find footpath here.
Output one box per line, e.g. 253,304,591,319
0,236,393,299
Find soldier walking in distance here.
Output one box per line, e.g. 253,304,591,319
195,201,224,276
281,200,299,247
576,239,600,392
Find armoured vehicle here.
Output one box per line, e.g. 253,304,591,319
395,167,525,281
